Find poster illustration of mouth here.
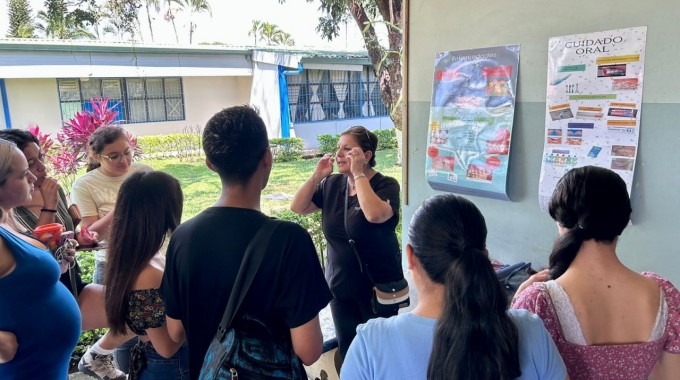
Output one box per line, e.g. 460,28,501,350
426,45,520,200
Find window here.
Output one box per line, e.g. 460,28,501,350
57,77,185,124
287,66,388,124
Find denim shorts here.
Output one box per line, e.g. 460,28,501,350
131,341,189,380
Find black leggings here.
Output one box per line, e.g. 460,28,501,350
330,296,397,363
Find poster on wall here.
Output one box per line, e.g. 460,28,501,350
538,26,647,211
425,45,520,200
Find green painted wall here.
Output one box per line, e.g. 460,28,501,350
405,0,680,283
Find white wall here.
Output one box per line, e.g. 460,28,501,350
5,78,62,132
4,76,253,136
125,76,253,136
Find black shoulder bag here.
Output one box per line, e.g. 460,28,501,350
344,180,409,315
199,219,306,380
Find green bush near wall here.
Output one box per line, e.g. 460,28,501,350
317,129,397,154
317,134,340,155
269,137,304,162
374,129,397,150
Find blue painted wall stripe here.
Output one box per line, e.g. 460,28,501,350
0,79,11,129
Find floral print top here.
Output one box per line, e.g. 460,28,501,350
126,288,166,335
512,272,680,380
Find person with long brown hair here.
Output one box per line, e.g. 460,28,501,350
291,125,404,363
513,166,680,379
341,194,567,379
105,171,188,379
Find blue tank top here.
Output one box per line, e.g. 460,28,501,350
0,227,81,379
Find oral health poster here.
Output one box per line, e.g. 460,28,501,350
538,26,647,211
426,45,520,200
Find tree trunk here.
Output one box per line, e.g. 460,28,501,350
145,3,155,42
348,0,403,133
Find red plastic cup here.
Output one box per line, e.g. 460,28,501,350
32,223,65,251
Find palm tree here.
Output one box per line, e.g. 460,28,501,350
181,0,212,44
248,20,262,46
144,0,160,42
259,22,281,46
36,0,95,39
274,31,295,47
163,0,180,43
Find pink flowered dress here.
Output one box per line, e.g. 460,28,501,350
512,272,680,380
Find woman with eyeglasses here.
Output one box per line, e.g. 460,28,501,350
71,125,152,377
291,126,404,366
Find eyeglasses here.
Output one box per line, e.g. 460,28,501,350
100,150,133,163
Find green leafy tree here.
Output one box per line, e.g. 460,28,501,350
248,19,262,46
280,0,404,134
180,0,212,44
35,0,97,39
7,0,36,38
104,0,142,40
259,21,281,46
274,31,295,46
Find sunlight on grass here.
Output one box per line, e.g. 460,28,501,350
139,149,402,221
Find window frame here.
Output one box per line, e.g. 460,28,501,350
56,77,186,125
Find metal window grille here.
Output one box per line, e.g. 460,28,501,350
287,66,389,124
57,77,185,124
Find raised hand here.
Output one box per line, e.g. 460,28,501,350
347,147,368,177
313,154,334,181
39,177,60,210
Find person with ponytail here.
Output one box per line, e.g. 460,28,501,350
71,125,152,378
512,166,680,379
341,194,566,379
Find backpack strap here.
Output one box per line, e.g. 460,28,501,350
215,218,283,342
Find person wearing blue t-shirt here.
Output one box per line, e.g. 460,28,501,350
341,194,568,380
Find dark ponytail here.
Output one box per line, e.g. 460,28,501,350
428,248,520,380
548,166,632,278
549,228,587,279
409,194,520,380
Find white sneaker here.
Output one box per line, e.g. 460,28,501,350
77,347,127,380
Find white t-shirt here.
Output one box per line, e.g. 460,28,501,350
71,163,153,260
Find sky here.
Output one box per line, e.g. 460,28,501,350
0,0,368,50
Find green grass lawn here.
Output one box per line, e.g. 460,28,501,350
140,148,402,220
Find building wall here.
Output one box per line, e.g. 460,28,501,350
3,76,253,136
5,78,62,132
406,0,680,284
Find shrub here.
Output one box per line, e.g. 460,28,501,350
374,129,397,150
269,137,304,162
271,209,327,268
136,125,203,161
317,134,339,155
317,129,396,154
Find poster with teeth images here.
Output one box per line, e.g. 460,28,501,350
425,45,520,200
538,26,646,211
